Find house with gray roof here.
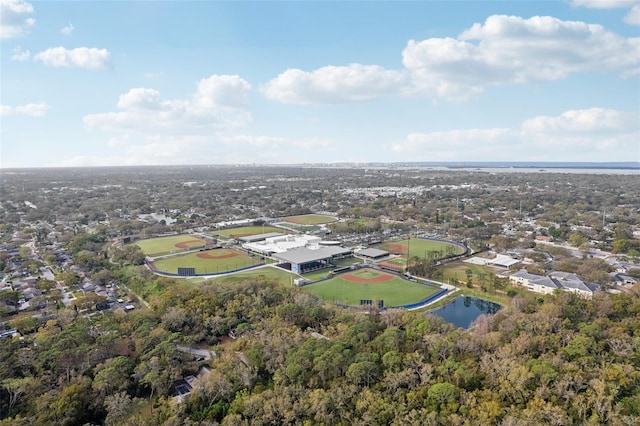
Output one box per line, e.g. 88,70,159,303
509,270,560,295
509,269,600,298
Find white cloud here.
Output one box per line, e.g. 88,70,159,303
193,75,252,109
572,0,640,25
60,22,74,35
405,15,639,98
0,105,13,115
522,108,639,134
34,46,112,70
11,45,30,61
264,15,639,104
56,134,333,167
391,128,514,153
116,88,163,110
572,0,637,9
262,64,407,105
80,75,341,166
0,0,35,38
391,108,640,161
625,4,640,25
84,75,252,135
0,102,49,116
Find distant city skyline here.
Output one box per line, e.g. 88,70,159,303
1,0,639,168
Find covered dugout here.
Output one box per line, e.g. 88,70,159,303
355,248,389,261
273,246,352,274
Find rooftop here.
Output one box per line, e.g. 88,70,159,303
273,246,351,265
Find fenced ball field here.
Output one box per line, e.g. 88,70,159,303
148,248,261,275
304,269,438,307
211,226,287,238
377,238,466,270
134,235,208,257
279,214,338,225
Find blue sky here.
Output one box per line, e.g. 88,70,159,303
1,0,639,168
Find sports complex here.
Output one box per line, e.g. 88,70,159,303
132,226,463,309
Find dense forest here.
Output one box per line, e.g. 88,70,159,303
2,263,639,425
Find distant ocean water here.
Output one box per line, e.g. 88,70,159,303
395,162,640,175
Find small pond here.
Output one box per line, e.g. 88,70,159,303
431,296,502,329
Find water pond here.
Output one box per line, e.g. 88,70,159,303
431,296,502,329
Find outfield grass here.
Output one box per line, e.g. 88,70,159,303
211,226,287,238
379,238,465,258
150,248,261,275
304,271,438,307
434,261,494,286
134,235,206,256
279,214,338,225
207,265,299,285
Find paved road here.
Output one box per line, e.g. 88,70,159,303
176,345,216,360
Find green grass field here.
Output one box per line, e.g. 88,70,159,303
150,248,261,275
279,214,337,225
207,265,299,285
134,235,207,256
304,270,438,307
211,226,288,238
377,238,466,268
434,261,494,286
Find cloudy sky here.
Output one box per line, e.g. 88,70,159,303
1,0,639,168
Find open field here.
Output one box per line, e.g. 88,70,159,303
279,214,338,225
206,265,299,285
149,248,261,275
434,261,494,285
134,235,207,256
377,238,466,269
211,226,288,238
304,269,438,307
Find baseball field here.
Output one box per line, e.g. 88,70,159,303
304,268,438,307
149,248,261,275
377,238,466,270
279,214,338,225
134,234,208,257
211,226,287,238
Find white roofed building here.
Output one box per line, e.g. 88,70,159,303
242,234,321,256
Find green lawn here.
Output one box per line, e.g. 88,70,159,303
211,226,287,238
302,269,334,282
304,272,438,307
279,214,338,225
379,238,465,258
134,235,206,256
208,265,299,285
376,238,466,269
434,261,494,286
150,248,261,275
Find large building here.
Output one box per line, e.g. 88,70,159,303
272,246,352,274
355,248,389,261
509,269,600,298
242,234,321,256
